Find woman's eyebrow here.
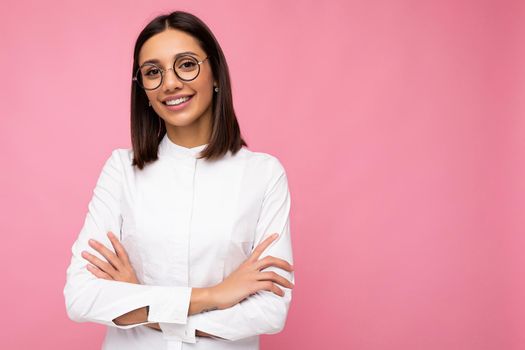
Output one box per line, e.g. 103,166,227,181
141,51,199,65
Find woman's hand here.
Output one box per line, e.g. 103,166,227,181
82,232,214,337
209,233,294,310
82,232,163,333
81,231,139,284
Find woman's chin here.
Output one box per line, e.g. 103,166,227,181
163,113,202,127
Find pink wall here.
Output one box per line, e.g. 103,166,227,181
2,0,524,349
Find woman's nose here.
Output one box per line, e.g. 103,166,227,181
162,68,183,90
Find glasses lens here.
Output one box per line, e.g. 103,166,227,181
175,56,200,81
137,64,162,90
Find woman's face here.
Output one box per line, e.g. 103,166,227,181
138,29,216,131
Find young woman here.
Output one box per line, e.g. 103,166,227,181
63,10,294,350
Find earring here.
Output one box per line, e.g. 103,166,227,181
214,86,219,92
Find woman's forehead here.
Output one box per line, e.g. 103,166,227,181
139,29,204,65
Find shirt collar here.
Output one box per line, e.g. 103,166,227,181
158,133,208,159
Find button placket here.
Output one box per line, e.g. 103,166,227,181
166,339,183,350
170,156,196,286
186,157,197,287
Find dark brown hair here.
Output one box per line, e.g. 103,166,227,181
130,11,247,169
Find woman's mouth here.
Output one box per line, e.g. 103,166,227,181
162,95,194,111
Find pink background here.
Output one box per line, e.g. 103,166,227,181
2,0,524,349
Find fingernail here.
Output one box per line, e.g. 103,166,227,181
272,233,279,238
89,239,96,244
107,232,113,237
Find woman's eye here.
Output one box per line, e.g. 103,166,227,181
180,61,196,69
146,69,159,76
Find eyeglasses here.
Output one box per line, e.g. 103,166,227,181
133,55,210,90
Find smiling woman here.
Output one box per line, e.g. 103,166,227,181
63,10,295,350
128,11,246,170
134,28,216,152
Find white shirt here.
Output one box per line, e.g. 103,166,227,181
63,134,294,350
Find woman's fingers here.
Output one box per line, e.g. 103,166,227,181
257,271,294,289
87,238,123,271
81,250,116,276
82,232,140,284
107,231,130,264
257,281,285,297
248,233,279,262
86,264,113,280
254,255,293,272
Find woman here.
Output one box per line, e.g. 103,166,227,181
63,10,295,350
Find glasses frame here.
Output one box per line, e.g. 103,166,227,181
133,55,210,90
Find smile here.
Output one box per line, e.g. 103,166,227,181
162,95,194,111
164,96,191,106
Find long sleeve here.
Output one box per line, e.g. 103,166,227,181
63,149,192,329
159,156,294,342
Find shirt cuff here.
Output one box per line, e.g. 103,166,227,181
159,322,197,343
147,286,192,324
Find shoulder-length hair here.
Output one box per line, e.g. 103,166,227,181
130,11,247,170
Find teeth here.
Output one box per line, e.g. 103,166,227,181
165,96,190,106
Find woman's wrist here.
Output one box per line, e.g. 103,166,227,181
189,287,217,315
